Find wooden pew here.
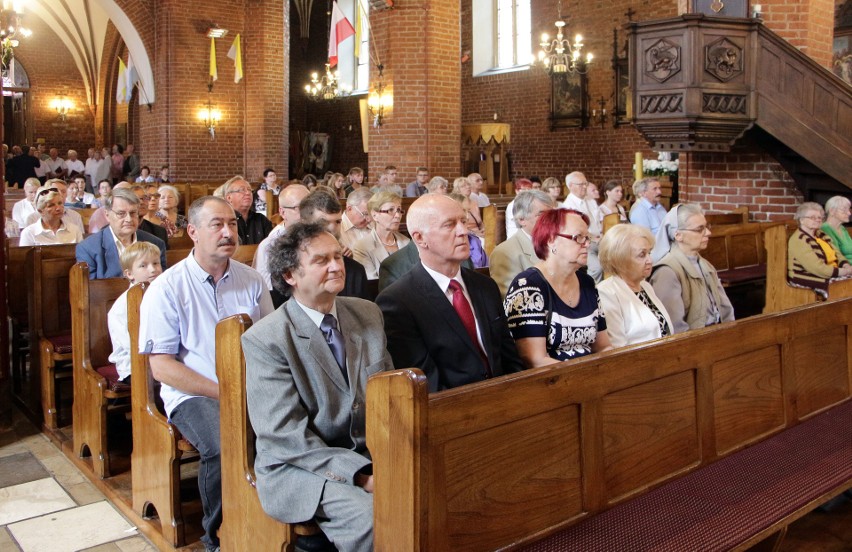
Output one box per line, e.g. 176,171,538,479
216,314,320,551
763,223,852,313
7,244,33,398
26,244,78,429
70,263,130,478
481,204,497,257
76,207,98,228
367,299,852,551
706,205,749,226
702,221,768,287
167,233,194,250
165,248,191,268
234,243,258,267
602,212,620,235
128,283,196,547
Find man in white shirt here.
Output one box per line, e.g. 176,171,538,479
44,148,65,179
562,171,603,281
340,187,373,250
84,148,104,193
254,183,310,290
468,173,490,207
64,149,85,178
140,196,273,551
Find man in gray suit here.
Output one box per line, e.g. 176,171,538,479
243,222,393,552
489,190,555,296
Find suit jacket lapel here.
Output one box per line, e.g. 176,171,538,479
102,229,120,277
337,301,364,387
413,264,484,361
284,300,350,393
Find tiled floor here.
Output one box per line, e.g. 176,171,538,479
0,411,156,552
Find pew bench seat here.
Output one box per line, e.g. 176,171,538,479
521,399,852,551
717,264,766,287
94,363,131,394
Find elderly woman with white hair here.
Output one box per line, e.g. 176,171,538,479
788,201,852,294
821,196,852,260
19,185,84,246
426,176,449,194
649,203,734,333
12,177,40,227
598,224,672,347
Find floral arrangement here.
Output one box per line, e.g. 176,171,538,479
641,158,679,176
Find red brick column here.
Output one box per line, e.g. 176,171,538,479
368,0,461,183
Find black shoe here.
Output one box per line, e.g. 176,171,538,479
296,532,335,552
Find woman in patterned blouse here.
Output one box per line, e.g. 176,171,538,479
597,224,673,348
504,208,612,368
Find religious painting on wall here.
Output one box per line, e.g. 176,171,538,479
833,34,852,86
550,71,588,129
613,58,630,125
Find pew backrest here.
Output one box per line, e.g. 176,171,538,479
165,248,191,268
26,244,78,340
234,244,258,267
215,314,297,550
367,299,852,551
7,244,34,325
69,263,127,370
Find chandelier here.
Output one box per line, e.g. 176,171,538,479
0,1,31,72
304,63,351,101
536,0,591,76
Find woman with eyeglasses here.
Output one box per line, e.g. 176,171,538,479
352,190,410,279
649,203,734,333
820,196,852,260
597,224,672,348
452,176,484,240
787,201,852,294
19,185,83,246
504,208,612,368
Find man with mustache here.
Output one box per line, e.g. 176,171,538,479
629,177,668,235
75,187,167,279
139,196,274,551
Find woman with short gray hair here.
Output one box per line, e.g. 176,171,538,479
821,196,852,259
788,201,852,294
649,203,734,333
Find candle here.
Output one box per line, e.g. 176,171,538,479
635,152,643,181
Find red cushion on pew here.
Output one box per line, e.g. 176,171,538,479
47,333,73,355
521,400,852,552
95,364,130,393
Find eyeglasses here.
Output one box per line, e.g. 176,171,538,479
570,181,590,187
802,215,825,222
680,224,712,233
228,188,253,195
351,205,369,219
556,233,591,245
281,205,299,210
36,187,59,199
377,207,405,216
111,209,140,219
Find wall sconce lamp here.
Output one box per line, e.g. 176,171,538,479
591,96,607,128
206,25,228,39
367,64,393,127
198,102,221,139
51,96,73,121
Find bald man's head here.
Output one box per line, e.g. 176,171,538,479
279,184,310,227
408,194,470,275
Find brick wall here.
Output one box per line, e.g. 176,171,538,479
679,145,804,222
759,0,835,68
10,16,95,154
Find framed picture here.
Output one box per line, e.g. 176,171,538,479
833,33,852,86
550,71,588,130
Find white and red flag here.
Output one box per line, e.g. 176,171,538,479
328,1,355,67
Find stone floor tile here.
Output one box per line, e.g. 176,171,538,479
8,501,137,552
114,536,158,552
0,478,75,525
0,452,50,488
61,479,107,506
0,526,22,552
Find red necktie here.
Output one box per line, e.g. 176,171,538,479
448,280,492,378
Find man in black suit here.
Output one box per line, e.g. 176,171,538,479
376,194,523,392
378,238,474,292
270,188,370,308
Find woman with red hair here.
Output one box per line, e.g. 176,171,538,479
504,208,612,368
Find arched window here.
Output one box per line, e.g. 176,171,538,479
2,58,31,91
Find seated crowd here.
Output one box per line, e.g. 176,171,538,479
8,157,851,552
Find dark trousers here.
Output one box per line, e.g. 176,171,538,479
170,396,222,547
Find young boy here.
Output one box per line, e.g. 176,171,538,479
108,241,164,384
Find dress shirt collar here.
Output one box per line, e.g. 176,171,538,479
185,249,232,284
293,298,339,329
107,226,137,256
421,262,467,296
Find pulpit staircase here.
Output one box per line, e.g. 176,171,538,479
629,15,852,199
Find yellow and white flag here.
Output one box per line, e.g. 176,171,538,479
227,34,243,83
209,37,218,82
116,58,127,103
